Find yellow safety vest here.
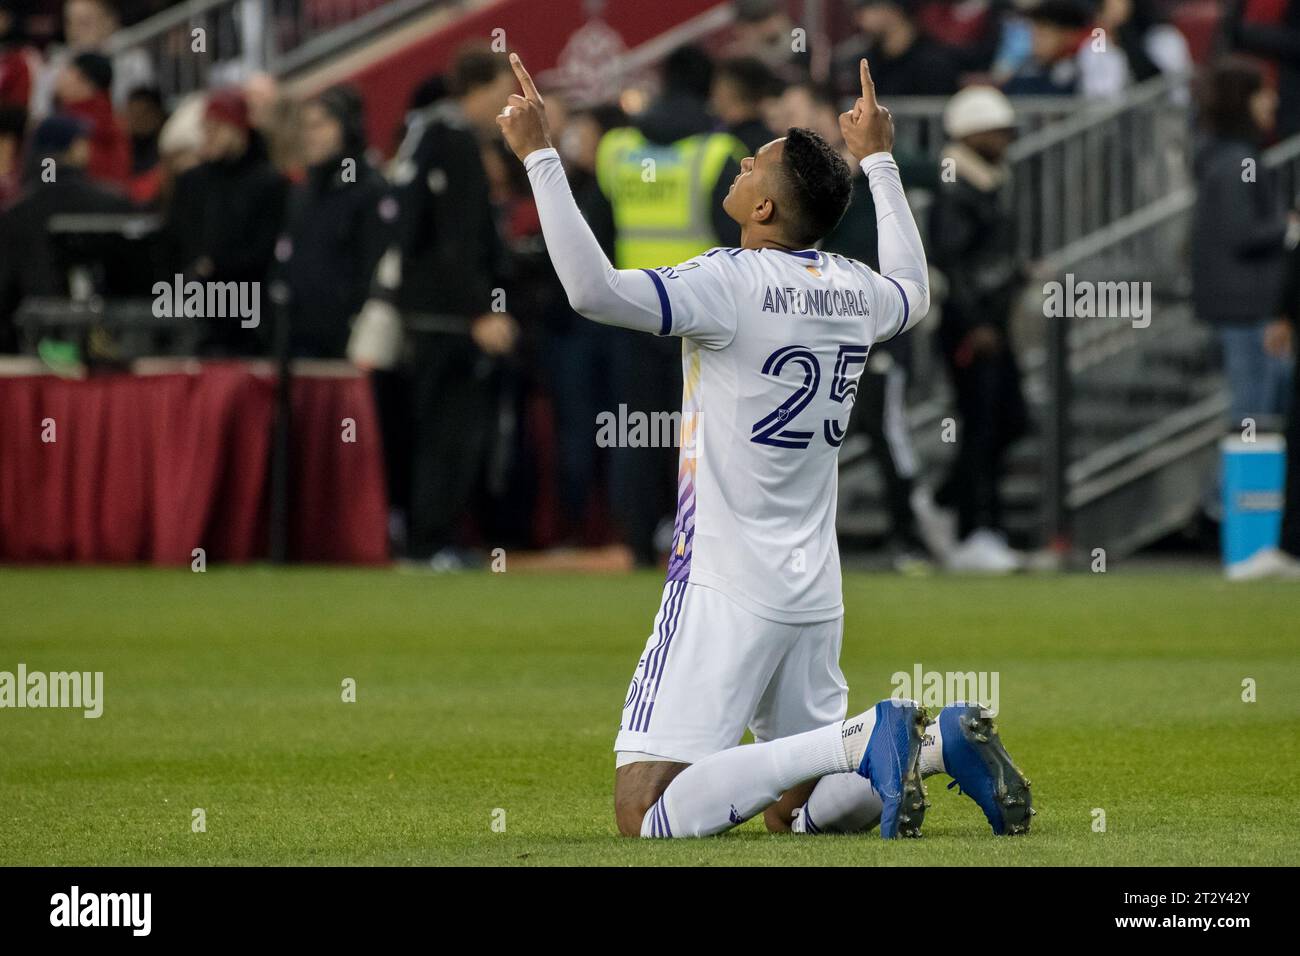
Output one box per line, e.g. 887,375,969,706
595,127,747,269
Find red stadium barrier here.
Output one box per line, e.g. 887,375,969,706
0,360,389,564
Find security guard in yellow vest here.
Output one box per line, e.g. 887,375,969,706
595,126,747,268
591,46,748,566
593,47,747,271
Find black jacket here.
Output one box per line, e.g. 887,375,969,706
1191,135,1287,323
166,134,287,283
387,102,500,320
164,133,288,353
928,144,1022,354
278,157,393,358
0,168,138,352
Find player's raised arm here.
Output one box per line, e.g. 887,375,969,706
839,59,929,338
496,53,665,334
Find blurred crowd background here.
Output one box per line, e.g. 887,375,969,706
1,0,1299,577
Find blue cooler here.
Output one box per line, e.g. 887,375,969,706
1221,435,1287,568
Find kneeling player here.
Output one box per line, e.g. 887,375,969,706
498,54,1032,839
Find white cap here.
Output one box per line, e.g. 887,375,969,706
943,86,1017,140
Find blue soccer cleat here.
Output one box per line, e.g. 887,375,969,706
857,699,929,838
939,703,1034,835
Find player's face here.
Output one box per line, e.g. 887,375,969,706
723,137,783,227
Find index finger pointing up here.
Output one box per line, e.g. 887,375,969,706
510,53,541,103
860,58,877,107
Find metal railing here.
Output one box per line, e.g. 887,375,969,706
892,74,1194,264
107,0,442,98
889,95,1085,160
1007,73,1193,262
1032,130,1300,555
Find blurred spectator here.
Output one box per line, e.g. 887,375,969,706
711,55,781,154
1003,0,1128,97
245,71,302,177
163,87,288,355
0,113,134,352
124,84,160,174
56,51,128,187
1192,57,1292,430
277,85,393,360
726,0,810,83
1223,0,1300,139
151,89,202,204
594,45,744,263
393,72,448,149
121,83,161,202
374,44,517,567
835,0,961,100
366,70,449,539
0,103,22,206
929,86,1029,571
1269,239,1300,575
480,132,568,546
592,45,747,566
1,0,38,114
917,0,1006,75
34,0,153,115
1095,0,1191,85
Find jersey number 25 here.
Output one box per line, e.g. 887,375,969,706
750,344,870,449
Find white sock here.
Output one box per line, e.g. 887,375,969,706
792,772,883,834
838,703,881,770
918,714,945,778
642,722,852,838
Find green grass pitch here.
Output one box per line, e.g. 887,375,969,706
1,566,1297,866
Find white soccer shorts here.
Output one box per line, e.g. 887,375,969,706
614,581,849,765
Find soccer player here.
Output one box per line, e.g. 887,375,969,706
498,54,1033,839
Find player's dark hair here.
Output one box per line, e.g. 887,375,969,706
778,126,853,246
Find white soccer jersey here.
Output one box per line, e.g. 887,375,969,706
643,245,916,622
523,147,928,624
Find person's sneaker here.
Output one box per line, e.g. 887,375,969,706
857,699,929,839
890,548,934,576
939,704,1034,835
946,528,1023,574
1226,547,1300,581
910,485,957,559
